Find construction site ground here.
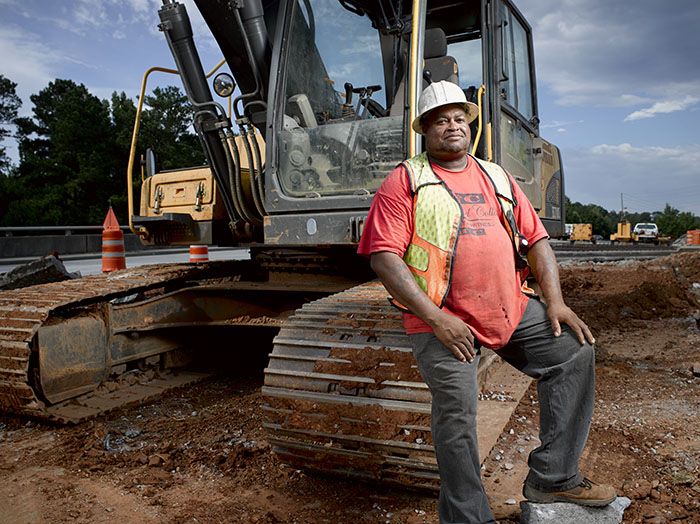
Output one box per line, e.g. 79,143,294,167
1,253,699,524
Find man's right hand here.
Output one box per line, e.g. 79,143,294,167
431,311,476,363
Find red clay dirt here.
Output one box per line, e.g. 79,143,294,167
1,253,699,523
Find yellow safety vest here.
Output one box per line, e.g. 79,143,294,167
393,152,530,311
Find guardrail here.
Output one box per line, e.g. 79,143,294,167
0,227,152,259
0,226,130,237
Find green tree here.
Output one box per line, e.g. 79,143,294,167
0,74,22,174
1,80,207,227
565,198,615,237
6,79,117,225
565,197,700,239
655,204,700,238
112,85,205,221
139,86,205,170
109,91,138,220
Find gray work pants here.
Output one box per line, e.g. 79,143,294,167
410,298,595,524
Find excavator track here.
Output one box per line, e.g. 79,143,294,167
2,262,530,491
263,281,507,491
0,262,252,423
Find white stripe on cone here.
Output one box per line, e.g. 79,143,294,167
189,245,209,262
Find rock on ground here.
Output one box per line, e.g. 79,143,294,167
0,254,79,290
520,497,631,524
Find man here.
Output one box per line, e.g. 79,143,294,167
357,80,616,523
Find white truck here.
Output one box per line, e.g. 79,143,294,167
633,223,659,243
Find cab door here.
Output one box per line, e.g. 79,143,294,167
492,0,541,210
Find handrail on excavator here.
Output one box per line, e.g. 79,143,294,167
470,84,485,157
408,0,426,158
126,59,229,239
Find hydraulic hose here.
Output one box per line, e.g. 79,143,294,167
244,126,265,216
225,3,268,220
190,108,242,227
223,133,260,225
221,132,250,224
237,125,264,218
223,132,244,220
248,125,266,215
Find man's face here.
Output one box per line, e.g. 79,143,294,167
423,104,471,158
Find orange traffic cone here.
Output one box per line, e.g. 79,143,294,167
102,207,126,272
189,245,209,263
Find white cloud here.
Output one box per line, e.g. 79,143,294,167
0,24,66,164
112,30,126,40
73,0,157,23
328,62,357,79
17,7,86,36
74,1,108,28
63,0,217,50
540,119,584,130
123,0,153,15
564,142,700,214
624,96,700,121
0,26,61,115
590,143,700,164
519,0,700,108
341,35,380,56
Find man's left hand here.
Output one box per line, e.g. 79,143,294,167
546,302,595,345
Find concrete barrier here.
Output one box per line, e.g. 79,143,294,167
0,234,156,259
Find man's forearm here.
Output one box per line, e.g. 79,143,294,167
370,251,445,326
527,238,595,343
527,239,564,305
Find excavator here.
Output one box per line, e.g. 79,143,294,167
0,0,564,491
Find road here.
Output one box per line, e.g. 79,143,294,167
0,247,250,276
1,242,691,278
549,241,678,262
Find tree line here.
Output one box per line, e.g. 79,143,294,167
566,198,700,239
0,74,204,226
1,73,698,236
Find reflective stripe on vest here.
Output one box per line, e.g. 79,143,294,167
398,152,462,309
392,152,530,311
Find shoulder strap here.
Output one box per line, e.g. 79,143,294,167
401,160,418,196
471,156,529,270
402,152,445,197
472,157,516,206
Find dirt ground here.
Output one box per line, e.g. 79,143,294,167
1,253,699,523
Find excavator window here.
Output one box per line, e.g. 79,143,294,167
496,2,541,211
275,0,405,198
447,38,482,94
499,3,534,120
445,35,483,156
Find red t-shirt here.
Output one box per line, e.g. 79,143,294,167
357,156,548,349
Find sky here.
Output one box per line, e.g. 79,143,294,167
1,0,699,216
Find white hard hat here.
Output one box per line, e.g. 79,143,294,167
412,80,479,134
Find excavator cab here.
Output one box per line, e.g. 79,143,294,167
129,0,564,248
